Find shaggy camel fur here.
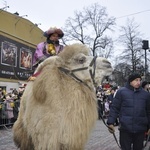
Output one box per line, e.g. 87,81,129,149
13,43,112,150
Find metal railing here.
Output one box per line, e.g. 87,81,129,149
0,100,20,129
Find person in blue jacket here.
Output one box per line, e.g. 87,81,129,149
107,73,150,150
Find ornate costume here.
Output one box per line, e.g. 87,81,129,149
33,41,63,68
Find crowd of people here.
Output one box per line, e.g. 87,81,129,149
96,85,119,120
0,86,25,128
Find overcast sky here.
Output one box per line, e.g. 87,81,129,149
1,0,150,42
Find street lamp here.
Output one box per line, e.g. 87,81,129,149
142,40,149,80
0,6,9,12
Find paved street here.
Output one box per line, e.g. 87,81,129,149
0,120,150,150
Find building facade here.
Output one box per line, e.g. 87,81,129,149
0,10,45,92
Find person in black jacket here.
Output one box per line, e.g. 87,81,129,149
107,86,119,126
142,81,150,92
107,73,150,150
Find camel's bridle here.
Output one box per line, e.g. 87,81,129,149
58,56,97,89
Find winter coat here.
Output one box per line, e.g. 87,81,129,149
4,98,14,119
107,82,150,133
13,99,20,119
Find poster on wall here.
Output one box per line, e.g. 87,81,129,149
0,35,35,80
20,47,32,70
1,41,17,67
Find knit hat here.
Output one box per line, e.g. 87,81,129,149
128,73,141,83
142,81,149,88
43,27,64,39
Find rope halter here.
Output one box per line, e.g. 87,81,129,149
58,56,97,89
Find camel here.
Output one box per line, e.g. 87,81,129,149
13,43,113,150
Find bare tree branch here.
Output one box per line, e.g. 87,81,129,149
62,3,116,57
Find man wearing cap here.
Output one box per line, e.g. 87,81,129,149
142,81,150,92
107,73,150,150
33,27,64,69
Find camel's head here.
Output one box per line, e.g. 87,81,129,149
57,43,113,87
35,43,113,88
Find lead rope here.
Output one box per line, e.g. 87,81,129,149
143,134,150,149
99,112,121,149
99,111,150,149
89,56,97,87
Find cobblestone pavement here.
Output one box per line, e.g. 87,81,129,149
0,120,150,150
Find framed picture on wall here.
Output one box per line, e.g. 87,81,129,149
20,47,32,70
1,41,17,67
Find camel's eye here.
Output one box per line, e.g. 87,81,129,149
78,56,86,64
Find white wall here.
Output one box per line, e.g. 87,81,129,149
0,81,27,93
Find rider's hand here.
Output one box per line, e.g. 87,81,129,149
108,125,115,134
